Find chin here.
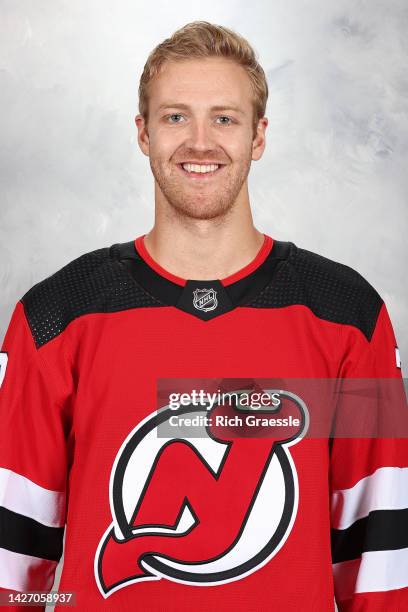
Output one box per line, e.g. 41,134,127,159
171,199,234,221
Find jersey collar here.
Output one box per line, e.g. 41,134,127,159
114,234,291,321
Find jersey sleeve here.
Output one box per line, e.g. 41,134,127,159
0,300,72,610
330,301,408,610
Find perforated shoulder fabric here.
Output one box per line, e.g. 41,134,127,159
246,245,383,341
21,246,164,348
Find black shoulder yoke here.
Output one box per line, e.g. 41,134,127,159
246,245,383,341
21,246,163,348
21,240,383,348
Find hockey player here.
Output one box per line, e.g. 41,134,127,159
1,21,407,611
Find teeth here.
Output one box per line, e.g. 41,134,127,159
182,163,219,173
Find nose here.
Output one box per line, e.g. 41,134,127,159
184,118,215,151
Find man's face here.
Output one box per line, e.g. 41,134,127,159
135,57,267,220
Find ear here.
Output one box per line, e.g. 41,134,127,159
135,114,150,157
252,117,268,161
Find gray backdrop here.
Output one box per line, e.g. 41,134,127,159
1,0,407,597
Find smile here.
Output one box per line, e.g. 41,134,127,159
177,163,225,179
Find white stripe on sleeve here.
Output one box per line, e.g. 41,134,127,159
0,547,58,592
333,548,408,600
331,466,408,530
0,467,65,528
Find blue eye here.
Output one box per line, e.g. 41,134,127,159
168,114,184,123
217,116,233,125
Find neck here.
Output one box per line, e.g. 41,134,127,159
144,187,265,281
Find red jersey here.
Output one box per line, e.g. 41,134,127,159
0,233,406,610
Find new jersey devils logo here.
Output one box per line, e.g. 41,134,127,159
94,388,308,597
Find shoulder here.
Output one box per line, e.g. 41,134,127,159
20,242,159,348
250,241,383,341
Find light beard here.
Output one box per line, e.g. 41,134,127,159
149,157,252,221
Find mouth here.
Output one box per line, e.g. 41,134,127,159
176,163,226,179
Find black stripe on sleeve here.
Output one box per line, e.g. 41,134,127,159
0,506,64,561
331,508,408,564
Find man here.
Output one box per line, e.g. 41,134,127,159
0,20,407,611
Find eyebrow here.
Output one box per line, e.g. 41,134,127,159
157,102,245,116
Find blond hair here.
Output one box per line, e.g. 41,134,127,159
138,21,268,138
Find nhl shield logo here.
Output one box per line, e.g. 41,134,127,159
193,288,218,312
